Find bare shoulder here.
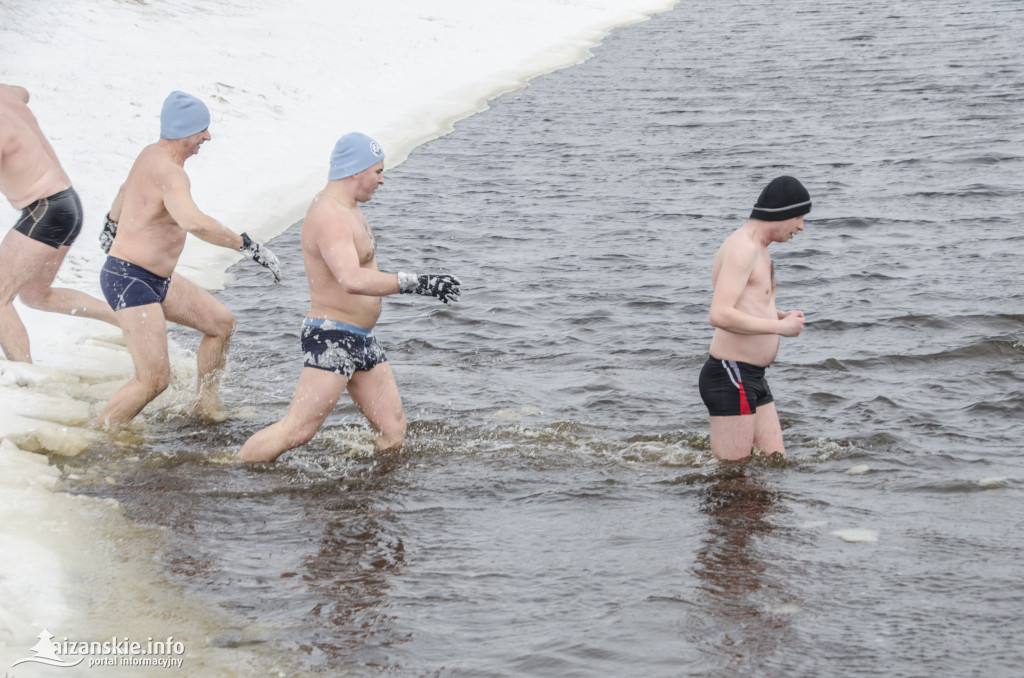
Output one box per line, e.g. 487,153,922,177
0,86,30,129
0,84,29,105
134,145,188,185
719,227,759,264
712,226,760,282
303,196,360,245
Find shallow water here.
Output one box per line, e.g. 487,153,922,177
60,0,1024,675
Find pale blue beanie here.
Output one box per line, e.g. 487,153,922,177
160,91,210,139
328,133,385,180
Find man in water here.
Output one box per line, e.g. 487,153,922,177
699,176,811,460
0,83,120,363
95,91,281,427
236,132,460,463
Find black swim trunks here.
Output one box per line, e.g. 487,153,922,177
100,256,171,310
301,317,388,378
13,186,83,248
699,355,774,416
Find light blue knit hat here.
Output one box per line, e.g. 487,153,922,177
328,133,385,180
160,91,210,140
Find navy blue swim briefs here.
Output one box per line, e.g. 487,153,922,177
301,317,388,378
100,255,171,310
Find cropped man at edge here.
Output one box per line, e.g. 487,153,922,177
0,83,119,363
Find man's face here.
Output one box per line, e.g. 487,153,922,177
775,215,805,242
353,161,385,203
186,128,211,158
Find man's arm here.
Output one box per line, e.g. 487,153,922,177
317,213,403,297
159,163,281,282
316,213,460,303
161,165,244,250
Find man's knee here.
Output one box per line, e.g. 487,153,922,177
282,415,328,450
377,411,407,450
138,366,171,400
289,426,318,449
17,283,51,309
0,277,22,305
211,308,236,340
281,400,336,447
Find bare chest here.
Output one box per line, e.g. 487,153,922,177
747,253,777,300
354,218,377,265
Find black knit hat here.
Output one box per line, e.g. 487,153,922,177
750,176,812,222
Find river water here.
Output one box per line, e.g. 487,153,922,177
60,0,1023,675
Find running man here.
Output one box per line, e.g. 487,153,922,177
95,91,281,427
0,83,119,363
699,176,811,460
236,132,460,463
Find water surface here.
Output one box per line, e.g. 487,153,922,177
62,1,1024,675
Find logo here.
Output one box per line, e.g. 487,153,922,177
11,630,82,669
8,629,186,671
370,141,383,158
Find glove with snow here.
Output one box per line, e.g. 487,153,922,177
100,213,117,253
239,232,282,284
398,272,461,304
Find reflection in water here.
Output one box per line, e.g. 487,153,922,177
689,463,798,676
287,449,417,672
58,439,418,675
294,495,407,671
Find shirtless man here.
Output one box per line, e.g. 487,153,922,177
236,132,460,463
699,176,811,460
94,91,281,427
0,83,119,363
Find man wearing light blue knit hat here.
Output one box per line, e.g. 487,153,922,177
159,90,211,139
237,132,461,463
94,90,282,428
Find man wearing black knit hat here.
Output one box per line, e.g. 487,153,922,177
699,176,811,460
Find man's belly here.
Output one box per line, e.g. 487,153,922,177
308,296,382,331
709,330,780,367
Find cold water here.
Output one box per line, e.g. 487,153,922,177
61,0,1024,675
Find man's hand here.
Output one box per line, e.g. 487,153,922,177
778,309,805,337
100,213,117,253
398,272,461,304
239,232,282,283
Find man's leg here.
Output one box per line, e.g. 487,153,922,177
160,274,236,417
709,414,757,461
16,242,120,327
0,229,52,362
751,401,786,456
0,303,30,363
709,402,786,461
236,367,349,463
93,303,171,427
347,362,406,451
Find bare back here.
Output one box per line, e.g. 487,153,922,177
108,144,194,278
708,225,781,366
302,193,383,329
0,85,71,209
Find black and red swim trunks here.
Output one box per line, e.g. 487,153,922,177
698,355,774,416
